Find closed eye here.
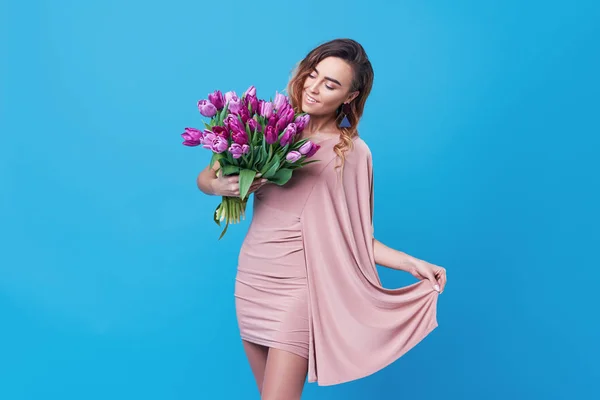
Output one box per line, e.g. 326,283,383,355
308,74,334,90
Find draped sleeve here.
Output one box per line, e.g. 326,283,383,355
300,138,440,386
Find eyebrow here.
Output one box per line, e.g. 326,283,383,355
314,68,342,86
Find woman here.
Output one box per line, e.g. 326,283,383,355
197,38,446,399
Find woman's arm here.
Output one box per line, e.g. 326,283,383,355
372,238,416,272
196,160,220,195
196,160,268,197
373,237,446,292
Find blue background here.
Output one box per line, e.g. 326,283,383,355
1,0,598,399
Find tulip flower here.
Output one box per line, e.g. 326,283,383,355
299,140,320,157
232,129,248,145
181,127,204,146
245,94,259,115
238,105,250,123
247,118,262,133
280,123,297,146
273,91,287,111
212,126,229,138
244,85,256,97
202,132,229,153
294,114,310,131
265,125,278,144
275,108,295,133
259,101,274,119
285,150,302,163
225,91,238,103
224,114,245,135
208,90,225,110
197,100,217,117
228,96,242,114
229,143,250,159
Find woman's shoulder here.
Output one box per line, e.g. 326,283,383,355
348,135,372,163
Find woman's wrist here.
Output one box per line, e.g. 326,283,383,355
373,239,416,272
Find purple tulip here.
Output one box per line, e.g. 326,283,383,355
245,94,259,115
294,114,310,131
229,143,250,159
202,132,229,153
259,101,274,119
265,125,278,144
298,140,316,155
273,91,287,111
285,150,302,163
212,126,229,138
299,140,319,156
280,123,297,147
225,91,238,103
228,96,242,114
181,127,204,146
223,114,245,135
244,85,256,97
277,102,291,117
208,90,225,110
197,100,217,117
232,129,248,145
247,118,261,133
238,105,250,123
275,108,295,133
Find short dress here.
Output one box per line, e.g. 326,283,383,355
234,136,439,386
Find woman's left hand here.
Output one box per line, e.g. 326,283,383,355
407,259,447,293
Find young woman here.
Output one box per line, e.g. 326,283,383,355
197,38,447,399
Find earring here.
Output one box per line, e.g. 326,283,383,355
339,103,351,128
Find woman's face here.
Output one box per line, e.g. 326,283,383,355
301,56,358,116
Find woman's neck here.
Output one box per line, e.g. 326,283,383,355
300,113,340,139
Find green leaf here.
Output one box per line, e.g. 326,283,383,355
238,168,257,201
270,168,293,185
300,159,321,167
261,153,281,175
222,164,240,175
262,158,280,179
219,106,229,124
210,152,225,169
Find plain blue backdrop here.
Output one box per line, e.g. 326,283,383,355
1,0,598,399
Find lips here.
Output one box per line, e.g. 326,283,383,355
305,92,319,104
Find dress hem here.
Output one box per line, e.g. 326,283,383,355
239,335,309,361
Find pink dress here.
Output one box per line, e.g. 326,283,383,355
234,135,439,386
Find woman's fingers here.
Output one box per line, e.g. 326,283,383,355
436,267,447,293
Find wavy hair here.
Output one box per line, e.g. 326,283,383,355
286,38,374,174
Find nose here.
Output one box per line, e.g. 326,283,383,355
308,80,319,94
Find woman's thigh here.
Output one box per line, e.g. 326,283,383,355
242,340,269,395
261,348,308,400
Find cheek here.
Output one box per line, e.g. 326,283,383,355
321,92,344,111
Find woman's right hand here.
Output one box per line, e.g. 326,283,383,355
210,168,269,197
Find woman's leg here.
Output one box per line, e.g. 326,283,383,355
242,340,270,395
261,348,308,400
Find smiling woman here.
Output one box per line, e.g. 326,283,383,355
196,38,445,400
244,38,444,395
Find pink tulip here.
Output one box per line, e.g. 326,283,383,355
202,132,228,153
280,123,297,147
181,127,204,146
229,143,250,159
285,150,302,163
273,91,287,111
197,100,217,117
208,90,225,110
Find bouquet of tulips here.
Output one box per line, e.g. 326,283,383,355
181,85,321,239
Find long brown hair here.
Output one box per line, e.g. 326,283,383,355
286,38,374,173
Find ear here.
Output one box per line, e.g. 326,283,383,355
346,90,360,104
